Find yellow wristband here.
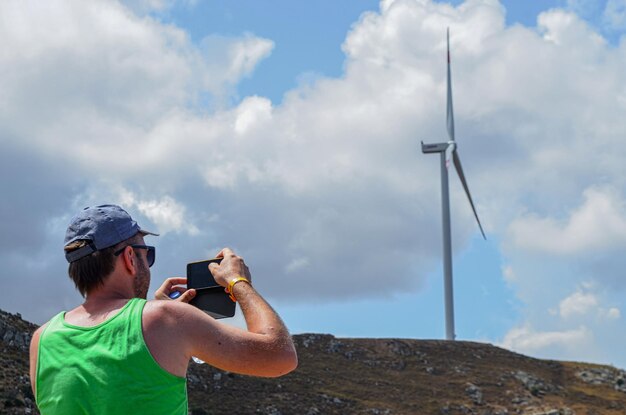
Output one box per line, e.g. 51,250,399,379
226,276,250,302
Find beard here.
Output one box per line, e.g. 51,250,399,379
133,258,151,299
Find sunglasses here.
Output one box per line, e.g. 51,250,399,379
114,244,156,268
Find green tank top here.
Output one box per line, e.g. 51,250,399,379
36,298,188,415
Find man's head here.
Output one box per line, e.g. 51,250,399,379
63,205,158,297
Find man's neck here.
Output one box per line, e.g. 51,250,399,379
64,285,135,327
65,297,130,327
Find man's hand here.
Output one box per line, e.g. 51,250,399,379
154,277,196,303
209,248,252,288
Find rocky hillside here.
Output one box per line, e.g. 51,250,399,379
2,309,625,414
0,309,37,414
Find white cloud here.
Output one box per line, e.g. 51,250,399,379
0,0,192,127
539,9,601,46
199,34,274,100
121,0,198,14
500,324,592,355
502,265,517,284
508,187,626,256
234,96,273,136
559,290,598,318
603,0,626,30
285,257,310,274
499,285,622,364
567,0,602,17
606,307,621,319
135,196,199,236
0,0,274,174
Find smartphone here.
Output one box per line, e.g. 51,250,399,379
187,258,222,289
186,258,235,319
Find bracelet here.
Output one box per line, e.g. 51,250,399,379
226,276,250,302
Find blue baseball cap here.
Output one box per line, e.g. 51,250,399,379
64,204,158,263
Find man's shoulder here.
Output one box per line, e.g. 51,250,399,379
29,320,51,359
140,300,207,365
31,321,49,343
141,300,197,327
141,299,220,342
32,314,60,340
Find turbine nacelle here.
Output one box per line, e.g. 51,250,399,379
421,140,455,168
420,141,448,153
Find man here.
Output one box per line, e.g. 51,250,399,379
29,204,297,414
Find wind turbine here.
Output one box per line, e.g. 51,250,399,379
421,28,486,341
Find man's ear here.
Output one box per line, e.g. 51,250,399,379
121,246,137,276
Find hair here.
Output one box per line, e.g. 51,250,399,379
66,233,142,297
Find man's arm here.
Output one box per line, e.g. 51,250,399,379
145,248,297,378
185,284,296,377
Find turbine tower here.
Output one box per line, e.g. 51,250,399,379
421,28,486,341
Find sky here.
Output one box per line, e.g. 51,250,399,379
2,0,626,369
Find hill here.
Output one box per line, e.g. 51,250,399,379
1,309,625,414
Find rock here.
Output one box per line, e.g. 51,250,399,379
327,339,343,353
466,383,484,405
386,340,412,356
389,360,407,371
0,310,33,353
259,405,282,414
616,376,626,393
511,395,531,406
457,404,475,414
4,387,26,408
187,374,201,385
301,334,321,348
455,365,469,374
513,371,555,396
576,367,626,393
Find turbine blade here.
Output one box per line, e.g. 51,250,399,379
446,27,455,142
453,151,486,239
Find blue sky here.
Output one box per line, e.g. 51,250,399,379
2,0,626,369
163,0,381,103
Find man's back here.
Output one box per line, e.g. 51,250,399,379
35,298,187,415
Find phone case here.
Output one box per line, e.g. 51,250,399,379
189,286,235,319
186,258,235,319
